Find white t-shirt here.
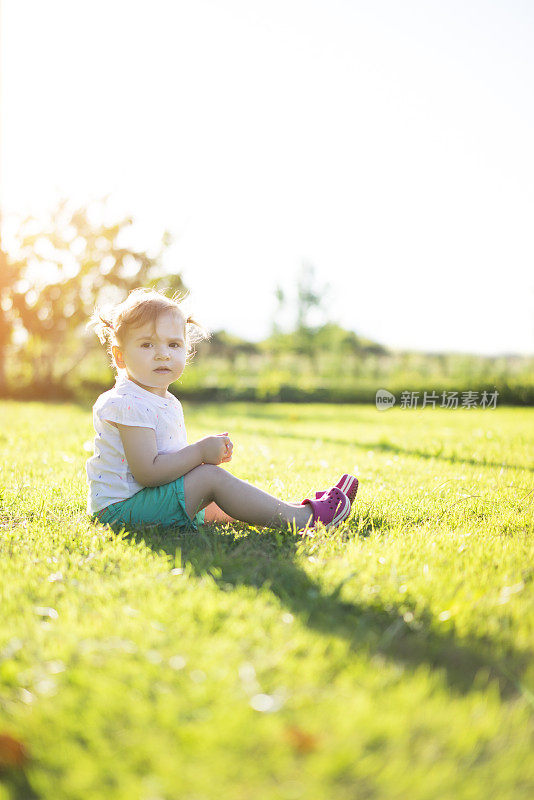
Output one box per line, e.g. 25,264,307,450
86,375,188,514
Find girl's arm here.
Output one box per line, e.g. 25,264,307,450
114,424,232,487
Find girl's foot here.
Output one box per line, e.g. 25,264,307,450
300,486,351,531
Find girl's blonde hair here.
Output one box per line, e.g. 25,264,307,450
88,287,208,369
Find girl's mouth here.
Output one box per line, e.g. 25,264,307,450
154,367,172,373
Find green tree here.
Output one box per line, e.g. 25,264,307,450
271,284,286,336
2,198,185,393
0,248,19,392
294,262,329,362
295,262,327,330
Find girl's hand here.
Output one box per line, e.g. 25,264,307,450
199,433,233,465
218,431,233,463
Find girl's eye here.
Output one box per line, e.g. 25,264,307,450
169,342,184,348
140,342,152,348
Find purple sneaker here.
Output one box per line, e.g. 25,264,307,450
300,486,351,531
315,474,359,504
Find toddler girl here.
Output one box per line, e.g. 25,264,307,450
86,288,358,533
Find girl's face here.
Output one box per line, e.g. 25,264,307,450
112,310,187,396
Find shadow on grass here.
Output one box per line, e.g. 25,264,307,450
240,424,534,473
0,770,40,800
126,521,533,707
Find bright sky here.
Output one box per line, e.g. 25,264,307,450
1,0,533,354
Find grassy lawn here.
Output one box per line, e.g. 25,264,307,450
0,400,533,800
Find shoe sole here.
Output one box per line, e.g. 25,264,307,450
337,474,358,503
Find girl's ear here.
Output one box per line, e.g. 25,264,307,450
112,345,126,369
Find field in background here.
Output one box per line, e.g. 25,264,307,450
174,348,534,405
6,326,534,405
0,400,533,799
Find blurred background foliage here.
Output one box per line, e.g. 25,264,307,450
0,199,532,405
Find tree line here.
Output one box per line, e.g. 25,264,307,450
0,200,387,397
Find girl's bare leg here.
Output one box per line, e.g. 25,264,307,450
204,501,303,524
184,464,313,530
203,502,235,524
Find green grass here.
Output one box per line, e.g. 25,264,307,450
1,400,533,800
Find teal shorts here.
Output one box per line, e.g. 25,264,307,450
93,477,205,532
